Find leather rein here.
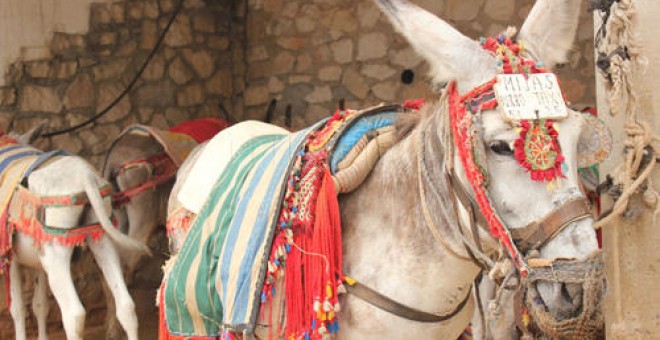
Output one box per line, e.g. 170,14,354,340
344,94,593,323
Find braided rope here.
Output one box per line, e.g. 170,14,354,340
593,0,660,229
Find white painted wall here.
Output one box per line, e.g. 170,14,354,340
0,0,105,85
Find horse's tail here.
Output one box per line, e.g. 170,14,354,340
83,173,151,255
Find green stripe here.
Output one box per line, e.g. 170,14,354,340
164,134,283,335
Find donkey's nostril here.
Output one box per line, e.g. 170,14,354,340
550,282,583,320
562,283,583,307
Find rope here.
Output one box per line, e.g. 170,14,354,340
42,0,187,137
592,0,660,229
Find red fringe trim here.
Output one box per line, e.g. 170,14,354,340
284,167,342,338
448,83,526,275
513,120,565,183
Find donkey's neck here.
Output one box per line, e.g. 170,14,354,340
338,119,481,337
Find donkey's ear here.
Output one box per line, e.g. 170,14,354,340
374,0,496,91
518,0,582,69
16,119,48,145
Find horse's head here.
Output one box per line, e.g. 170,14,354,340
376,0,610,334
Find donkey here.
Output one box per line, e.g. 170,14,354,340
332,0,603,338
162,0,607,338
102,119,226,339
6,124,148,340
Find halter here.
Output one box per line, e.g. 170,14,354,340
442,33,604,338
445,34,594,275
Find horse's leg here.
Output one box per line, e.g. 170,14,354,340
89,236,138,340
32,269,50,340
9,258,27,340
40,244,85,340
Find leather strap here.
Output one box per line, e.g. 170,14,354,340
111,154,177,208
345,279,471,323
511,199,592,251
446,172,489,232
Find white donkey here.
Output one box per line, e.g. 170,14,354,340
161,1,607,339
6,124,148,340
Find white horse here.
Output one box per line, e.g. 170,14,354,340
163,0,606,338
6,124,149,340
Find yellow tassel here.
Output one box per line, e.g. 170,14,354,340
326,283,333,299
343,276,357,286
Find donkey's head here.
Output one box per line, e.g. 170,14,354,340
376,0,609,331
7,119,48,145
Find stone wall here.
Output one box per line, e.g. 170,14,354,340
0,0,241,167
0,0,600,337
0,0,240,337
243,0,597,130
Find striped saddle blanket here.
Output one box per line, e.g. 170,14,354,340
161,104,402,338
0,136,66,274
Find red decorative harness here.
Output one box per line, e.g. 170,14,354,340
111,154,178,209
447,34,570,276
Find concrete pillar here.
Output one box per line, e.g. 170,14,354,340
595,0,660,337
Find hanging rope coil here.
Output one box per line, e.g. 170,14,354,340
592,0,660,229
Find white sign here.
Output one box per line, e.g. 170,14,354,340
493,73,568,121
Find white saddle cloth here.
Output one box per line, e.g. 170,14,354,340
177,120,288,214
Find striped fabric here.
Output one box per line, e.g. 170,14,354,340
0,137,44,274
163,125,319,336
0,138,43,213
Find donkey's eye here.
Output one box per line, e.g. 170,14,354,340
489,140,514,156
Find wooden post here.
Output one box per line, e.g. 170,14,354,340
595,0,660,337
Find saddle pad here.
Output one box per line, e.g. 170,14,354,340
329,110,398,173
0,138,49,274
177,121,289,214
163,125,316,336
108,124,198,167
0,140,42,210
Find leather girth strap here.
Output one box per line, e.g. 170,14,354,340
345,280,471,322
510,199,592,251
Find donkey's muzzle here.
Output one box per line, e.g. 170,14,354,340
524,251,605,339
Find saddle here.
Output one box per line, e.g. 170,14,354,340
160,104,404,339
0,137,112,276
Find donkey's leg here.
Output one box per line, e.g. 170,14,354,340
89,236,138,340
32,269,50,340
40,244,85,340
102,279,124,340
9,258,27,340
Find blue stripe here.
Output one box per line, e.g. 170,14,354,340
0,150,42,175
0,145,26,157
330,112,397,173
218,141,281,306
23,150,67,179
231,132,309,323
